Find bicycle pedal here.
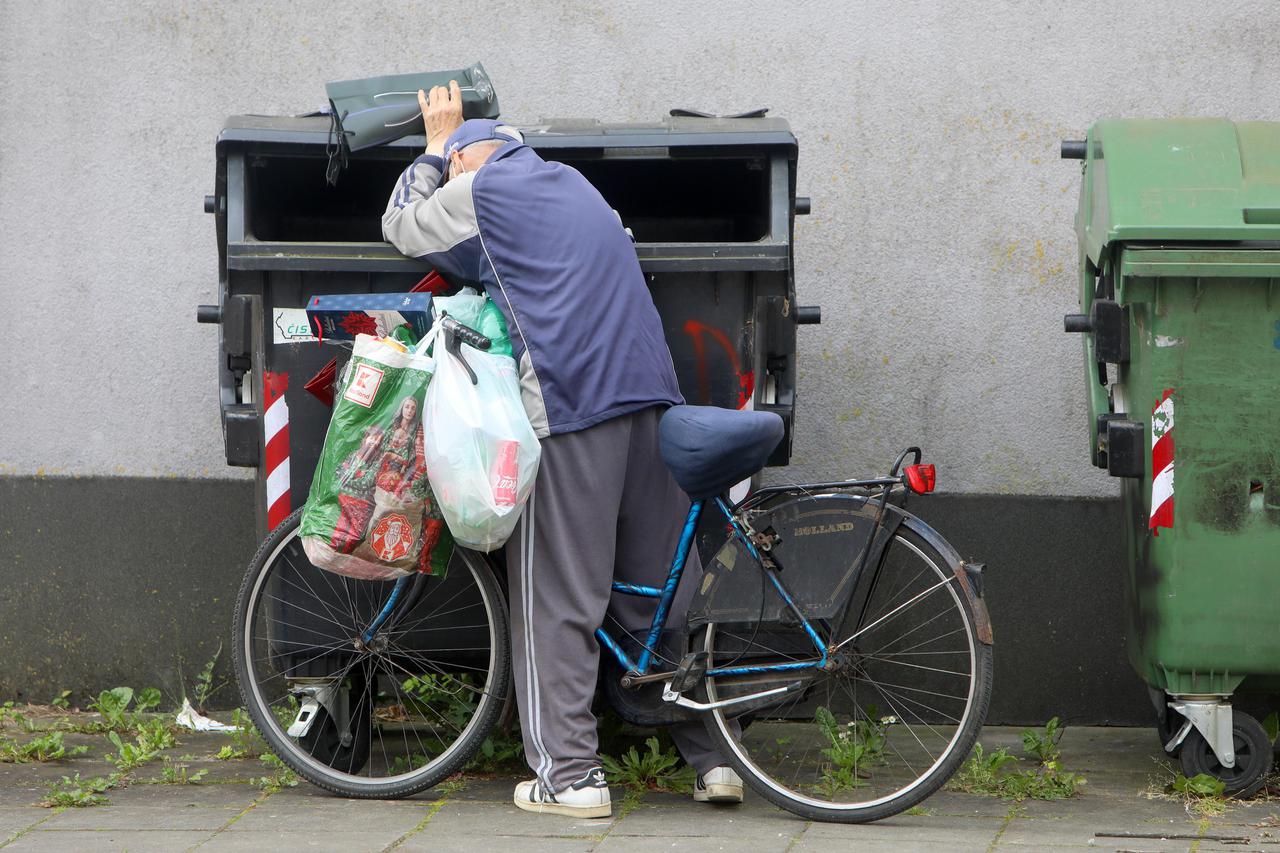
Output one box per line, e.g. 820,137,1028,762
668,651,710,695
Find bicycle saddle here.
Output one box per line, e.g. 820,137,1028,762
658,405,784,499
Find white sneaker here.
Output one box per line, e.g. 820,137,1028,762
514,767,612,818
693,766,744,803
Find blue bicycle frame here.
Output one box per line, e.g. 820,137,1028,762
595,496,828,680
361,494,835,674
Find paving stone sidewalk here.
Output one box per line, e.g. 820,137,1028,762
1,725,1277,852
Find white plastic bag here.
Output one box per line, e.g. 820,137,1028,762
421,324,540,551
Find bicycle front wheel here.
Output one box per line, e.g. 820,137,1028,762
232,509,511,798
700,520,992,822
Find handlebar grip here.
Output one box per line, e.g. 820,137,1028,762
440,314,492,351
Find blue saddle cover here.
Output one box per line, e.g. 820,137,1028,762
658,405,784,500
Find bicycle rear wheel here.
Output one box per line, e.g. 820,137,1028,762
699,520,992,822
232,509,510,798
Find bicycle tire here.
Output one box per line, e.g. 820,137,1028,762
232,509,511,799
699,519,993,823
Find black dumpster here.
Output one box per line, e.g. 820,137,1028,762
201,113,818,673
201,112,817,535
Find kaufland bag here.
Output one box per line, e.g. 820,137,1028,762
300,334,453,580
421,321,538,551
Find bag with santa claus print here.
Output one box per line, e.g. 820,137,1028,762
300,333,453,580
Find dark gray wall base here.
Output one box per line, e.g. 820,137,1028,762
0,476,1154,726
0,476,257,709
904,493,1151,727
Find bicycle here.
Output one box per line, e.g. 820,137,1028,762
233,317,993,822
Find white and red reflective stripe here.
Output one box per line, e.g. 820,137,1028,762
1149,389,1174,535
263,371,291,530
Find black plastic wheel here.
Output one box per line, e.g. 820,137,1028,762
1178,711,1272,798
298,674,372,774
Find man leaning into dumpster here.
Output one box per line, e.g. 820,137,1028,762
381,82,744,817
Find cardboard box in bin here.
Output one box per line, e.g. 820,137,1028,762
305,293,434,343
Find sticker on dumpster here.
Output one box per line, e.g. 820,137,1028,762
264,371,291,531
273,308,320,344
1149,389,1175,535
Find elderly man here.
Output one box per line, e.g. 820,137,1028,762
382,82,743,817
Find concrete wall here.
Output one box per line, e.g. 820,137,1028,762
2,0,1279,719
2,0,1277,489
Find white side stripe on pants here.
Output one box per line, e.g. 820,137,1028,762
522,489,554,787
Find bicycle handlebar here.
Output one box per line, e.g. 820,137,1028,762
439,313,492,351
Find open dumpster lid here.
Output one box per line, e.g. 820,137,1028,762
217,114,797,155
1077,118,1280,263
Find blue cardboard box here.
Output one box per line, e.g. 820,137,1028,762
305,293,434,343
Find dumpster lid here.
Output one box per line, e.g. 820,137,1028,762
217,114,797,154
1078,119,1280,262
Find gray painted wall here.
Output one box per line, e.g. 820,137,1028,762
2,0,1279,495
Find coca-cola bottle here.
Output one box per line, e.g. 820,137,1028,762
491,440,519,508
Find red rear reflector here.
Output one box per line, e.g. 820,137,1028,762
905,463,936,494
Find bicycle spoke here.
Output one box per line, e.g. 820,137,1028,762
380,601,487,639
848,667,951,744
260,591,354,635
832,575,957,652
853,668,966,724
384,644,495,695
372,653,435,773
282,553,356,631
384,594,485,638
860,606,958,657
857,656,971,678
862,564,929,628
844,674,927,775
375,653,466,737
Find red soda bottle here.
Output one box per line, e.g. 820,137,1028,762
492,441,519,508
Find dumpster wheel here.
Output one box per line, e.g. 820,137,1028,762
1178,711,1272,798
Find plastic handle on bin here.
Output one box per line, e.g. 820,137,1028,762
1243,208,1280,225
1063,313,1091,333
197,304,221,324
795,306,822,325
1061,140,1087,160
794,196,811,216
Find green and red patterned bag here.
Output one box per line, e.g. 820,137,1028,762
300,334,452,580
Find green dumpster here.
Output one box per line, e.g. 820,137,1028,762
1061,118,1280,796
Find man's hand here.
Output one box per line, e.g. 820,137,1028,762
421,80,464,157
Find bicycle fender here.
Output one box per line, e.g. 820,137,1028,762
895,512,994,647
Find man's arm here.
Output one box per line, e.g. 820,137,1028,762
381,81,481,279
382,162,481,279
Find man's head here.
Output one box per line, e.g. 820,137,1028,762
443,119,523,180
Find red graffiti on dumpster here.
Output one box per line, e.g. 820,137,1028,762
682,320,754,409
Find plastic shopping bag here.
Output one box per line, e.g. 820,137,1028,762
300,334,453,580
422,325,539,551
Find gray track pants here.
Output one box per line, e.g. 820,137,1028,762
504,405,726,791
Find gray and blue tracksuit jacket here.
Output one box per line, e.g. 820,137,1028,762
382,142,683,437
